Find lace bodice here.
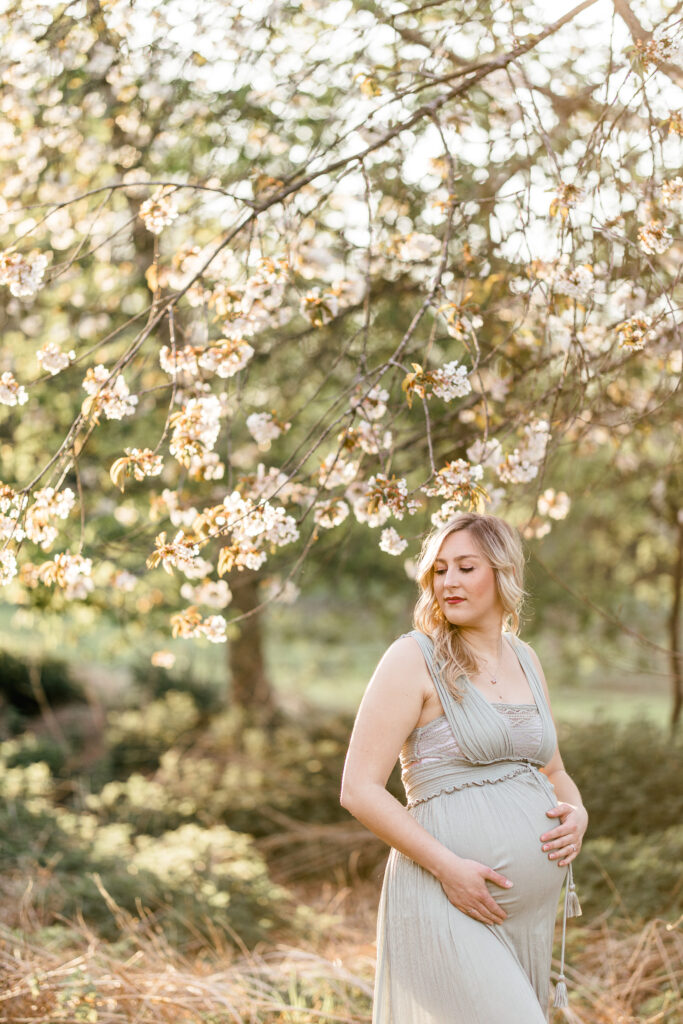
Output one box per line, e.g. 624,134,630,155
401,703,542,772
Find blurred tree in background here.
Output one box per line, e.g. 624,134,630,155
0,0,680,722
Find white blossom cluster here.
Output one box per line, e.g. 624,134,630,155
159,337,255,380
466,437,503,468
431,361,472,401
159,345,199,377
637,33,682,68
0,483,27,549
156,487,200,529
638,220,673,255
214,490,300,573
496,420,551,484
223,490,300,547
38,551,94,601
198,338,255,378
350,383,389,421
23,487,77,551
37,342,76,375
147,529,204,577
125,448,164,479
169,394,222,466
82,365,138,420
151,650,176,668
172,608,227,643
440,304,483,342
110,569,138,592
187,449,225,481
423,459,484,499
616,314,656,351
313,497,350,529
432,499,474,528
262,576,301,604
110,448,164,491
537,489,571,520
318,453,359,490
0,548,18,584
239,463,313,505
300,287,340,326
423,460,485,524
661,177,683,206
138,186,178,235
199,615,227,642
397,233,441,261
552,263,598,302
0,371,28,406
379,526,408,555
246,411,289,446
0,249,49,297
241,256,289,333
350,474,420,528
180,577,232,609
354,420,393,454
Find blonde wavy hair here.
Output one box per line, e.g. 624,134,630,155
413,511,528,700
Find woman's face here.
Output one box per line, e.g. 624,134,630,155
432,528,503,627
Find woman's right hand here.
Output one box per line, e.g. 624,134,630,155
438,855,513,925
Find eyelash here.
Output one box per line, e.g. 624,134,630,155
434,567,473,574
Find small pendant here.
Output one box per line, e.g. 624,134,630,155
490,678,497,685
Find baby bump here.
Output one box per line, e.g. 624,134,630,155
411,772,567,915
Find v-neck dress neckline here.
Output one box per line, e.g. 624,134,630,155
464,631,539,712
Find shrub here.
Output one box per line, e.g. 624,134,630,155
558,717,683,839
578,826,683,920
87,704,402,837
0,741,307,949
0,649,84,725
104,690,202,774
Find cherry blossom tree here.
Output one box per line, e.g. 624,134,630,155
0,0,680,718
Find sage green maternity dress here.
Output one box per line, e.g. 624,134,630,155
373,630,574,1024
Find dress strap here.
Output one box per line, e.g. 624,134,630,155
401,629,517,764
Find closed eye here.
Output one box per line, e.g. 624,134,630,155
434,567,473,574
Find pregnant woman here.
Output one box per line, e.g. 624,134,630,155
341,510,588,1023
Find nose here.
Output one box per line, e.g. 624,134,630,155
444,566,462,587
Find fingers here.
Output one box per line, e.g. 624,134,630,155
484,867,514,890
466,897,507,925
544,838,581,864
541,828,572,852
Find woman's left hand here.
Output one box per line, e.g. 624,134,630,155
540,802,589,866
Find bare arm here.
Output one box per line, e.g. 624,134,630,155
340,635,514,924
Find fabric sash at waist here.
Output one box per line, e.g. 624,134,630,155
403,758,556,808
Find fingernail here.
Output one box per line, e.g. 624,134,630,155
542,845,549,851
505,880,513,887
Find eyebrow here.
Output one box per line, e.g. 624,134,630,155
434,554,481,563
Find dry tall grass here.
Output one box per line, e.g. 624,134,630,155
0,871,680,1023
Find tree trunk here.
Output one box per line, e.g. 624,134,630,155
227,571,278,722
669,513,683,734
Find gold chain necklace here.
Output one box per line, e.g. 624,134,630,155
478,636,504,686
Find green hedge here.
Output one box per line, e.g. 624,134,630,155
558,717,683,839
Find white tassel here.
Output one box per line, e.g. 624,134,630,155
566,862,582,917
567,880,582,917
553,975,569,1008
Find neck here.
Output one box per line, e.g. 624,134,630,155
456,621,504,662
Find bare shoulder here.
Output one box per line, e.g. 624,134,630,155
370,632,433,699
